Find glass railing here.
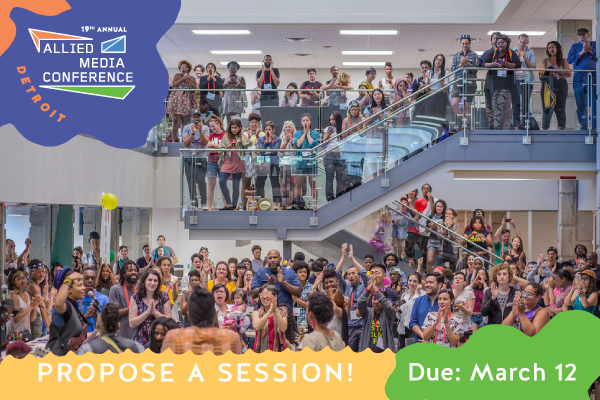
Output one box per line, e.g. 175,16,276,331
178,70,466,211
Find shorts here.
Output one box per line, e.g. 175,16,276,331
470,313,484,327
207,161,220,178
451,82,477,99
294,166,317,175
427,241,440,252
392,238,406,248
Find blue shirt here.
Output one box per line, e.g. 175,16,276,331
567,41,597,82
344,279,366,327
251,266,301,309
77,290,109,332
392,211,410,239
257,136,282,165
293,129,320,169
409,294,439,334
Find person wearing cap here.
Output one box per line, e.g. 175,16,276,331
183,109,210,209
199,62,223,117
167,60,197,142
1,299,19,351
47,268,87,356
450,35,479,128
82,231,101,270
564,269,598,314
299,68,323,106
567,27,597,130
222,61,246,126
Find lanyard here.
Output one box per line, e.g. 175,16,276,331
124,284,137,308
434,312,452,344
374,314,380,336
350,291,354,309
265,69,273,85
210,82,215,93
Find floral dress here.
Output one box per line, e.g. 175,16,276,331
222,75,244,116
166,74,193,115
133,293,169,345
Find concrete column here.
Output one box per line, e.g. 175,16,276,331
29,205,52,266
0,203,6,288
557,20,593,129
558,180,578,261
82,207,101,253
121,208,151,260
50,205,74,268
110,209,119,260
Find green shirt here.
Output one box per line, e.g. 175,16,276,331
494,242,509,264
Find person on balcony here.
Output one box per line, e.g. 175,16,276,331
323,111,347,201
450,35,479,129
166,60,197,142
182,109,209,209
512,34,536,130
379,62,398,104
206,116,226,210
199,62,223,118
567,28,597,131
221,61,246,126
257,121,283,209
299,68,322,106
423,54,449,123
363,88,388,178
293,113,320,206
218,119,249,210
540,41,572,130
482,35,521,129
256,55,281,107
280,83,299,107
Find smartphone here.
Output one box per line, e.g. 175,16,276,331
393,299,407,308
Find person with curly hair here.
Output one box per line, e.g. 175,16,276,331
166,59,197,142
481,263,516,325
129,269,171,345
77,303,145,354
299,291,345,351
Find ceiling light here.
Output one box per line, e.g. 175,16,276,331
219,61,262,66
193,30,250,35
487,30,546,36
343,62,386,66
342,51,393,55
340,30,398,35
283,38,312,42
210,50,262,55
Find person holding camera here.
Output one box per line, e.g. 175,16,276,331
218,119,249,210
199,62,223,117
182,110,209,209
256,55,281,107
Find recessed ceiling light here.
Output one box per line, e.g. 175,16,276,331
219,61,262,66
454,37,482,42
193,30,250,35
342,51,393,55
283,38,312,42
343,62,386,66
487,30,546,36
210,50,262,55
340,30,398,35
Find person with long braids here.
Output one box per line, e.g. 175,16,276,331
161,287,242,354
77,303,145,354
129,269,171,345
108,260,139,339
502,283,549,337
540,41,572,130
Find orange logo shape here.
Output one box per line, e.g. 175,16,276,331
0,0,71,57
28,28,92,52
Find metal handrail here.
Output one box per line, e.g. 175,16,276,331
393,201,502,262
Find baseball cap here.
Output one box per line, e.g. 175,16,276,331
580,269,596,280
192,109,202,115
577,28,590,35
365,67,377,75
1,298,17,312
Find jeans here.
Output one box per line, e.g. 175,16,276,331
219,172,243,206
256,164,282,203
574,77,597,130
324,152,346,201
184,158,207,206
348,325,362,352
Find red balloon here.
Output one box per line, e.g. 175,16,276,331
414,198,428,212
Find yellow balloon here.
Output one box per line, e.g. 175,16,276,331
101,193,119,210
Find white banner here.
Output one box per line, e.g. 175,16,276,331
100,207,111,265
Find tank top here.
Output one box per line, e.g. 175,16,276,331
13,292,32,333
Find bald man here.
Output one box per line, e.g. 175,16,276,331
251,249,301,309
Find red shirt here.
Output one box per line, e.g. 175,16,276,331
208,131,225,163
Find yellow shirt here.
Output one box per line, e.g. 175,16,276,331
245,130,265,147
207,280,237,304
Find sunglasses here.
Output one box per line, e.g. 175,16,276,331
520,291,540,299
200,247,208,251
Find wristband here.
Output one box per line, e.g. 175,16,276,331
63,277,73,287
365,287,372,292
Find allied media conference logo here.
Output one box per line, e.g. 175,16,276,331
28,28,134,100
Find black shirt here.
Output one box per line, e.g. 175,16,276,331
136,257,150,270
256,68,280,97
199,75,223,110
481,49,522,90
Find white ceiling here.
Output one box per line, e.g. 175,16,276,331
158,0,596,70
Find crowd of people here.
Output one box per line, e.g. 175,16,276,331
172,29,596,211
2,182,598,360
167,29,596,141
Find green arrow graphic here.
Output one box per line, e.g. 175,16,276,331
40,85,135,99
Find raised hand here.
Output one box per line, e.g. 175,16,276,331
341,243,348,254
490,282,499,299
267,274,276,286
349,244,355,259
277,267,285,284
